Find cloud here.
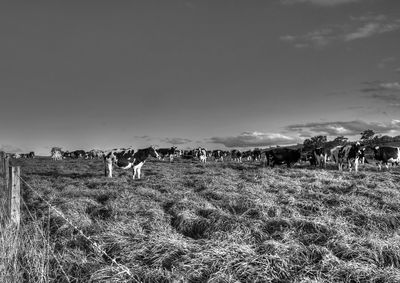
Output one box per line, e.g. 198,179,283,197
0,145,24,153
281,0,361,6
377,57,396,69
136,135,192,145
344,22,400,41
209,131,299,148
361,81,400,92
281,14,400,47
366,92,400,108
161,137,192,145
286,120,400,137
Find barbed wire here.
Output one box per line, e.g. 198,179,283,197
20,196,71,283
18,175,135,280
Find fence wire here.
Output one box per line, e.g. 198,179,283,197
18,175,134,280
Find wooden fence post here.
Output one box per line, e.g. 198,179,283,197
0,151,3,175
9,166,21,226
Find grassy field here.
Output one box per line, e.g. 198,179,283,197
2,157,400,282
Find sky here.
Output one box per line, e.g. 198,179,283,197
1,0,399,155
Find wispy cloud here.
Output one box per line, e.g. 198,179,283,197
361,81,400,92
378,57,396,69
281,0,361,6
161,137,192,145
136,135,192,145
281,14,400,47
287,120,400,137
209,131,299,148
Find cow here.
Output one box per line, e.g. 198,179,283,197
330,142,364,172
251,149,262,162
231,149,242,162
310,147,329,168
242,150,252,161
104,146,160,179
372,146,400,170
157,146,178,162
212,150,224,162
69,150,87,159
195,147,207,163
87,149,104,159
265,148,301,168
51,150,63,160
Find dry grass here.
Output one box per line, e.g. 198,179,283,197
1,157,400,282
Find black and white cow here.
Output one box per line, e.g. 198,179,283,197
231,149,242,162
157,146,178,162
251,149,262,161
310,147,329,168
372,146,400,170
330,142,364,172
212,150,224,162
195,147,207,163
104,146,160,179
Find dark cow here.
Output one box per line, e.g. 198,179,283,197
372,146,400,170
231,149,242,162
69,150,87,159
104,146,160,179
251,149,262,161
330,142,364,172
265,148,301,168
157,146,177,162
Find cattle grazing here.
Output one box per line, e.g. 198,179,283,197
231,149,242,162
330,142,364,172
251,149,262,162
372,146,400,170
104,146,160,179
265,148,301,168
157,146,178,162
87,149,104,159
310,147,329,168
212,150,224,162
51,150,63,160
195,147,207,163
70,150,87,159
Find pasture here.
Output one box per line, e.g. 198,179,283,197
2,157,400,282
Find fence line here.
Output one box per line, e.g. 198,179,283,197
20,196,71,282
1,152,135,281
18,176,134,280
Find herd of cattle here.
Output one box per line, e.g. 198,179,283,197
3,143,398,179
43,142,400,179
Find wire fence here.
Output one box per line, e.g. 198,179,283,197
17,175,134,282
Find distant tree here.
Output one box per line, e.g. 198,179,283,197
303,135,327,151
332,136,348,145
51,147,62,154
360,129,375,144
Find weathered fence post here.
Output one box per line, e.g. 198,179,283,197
0,151,3,174
8,166,21,226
